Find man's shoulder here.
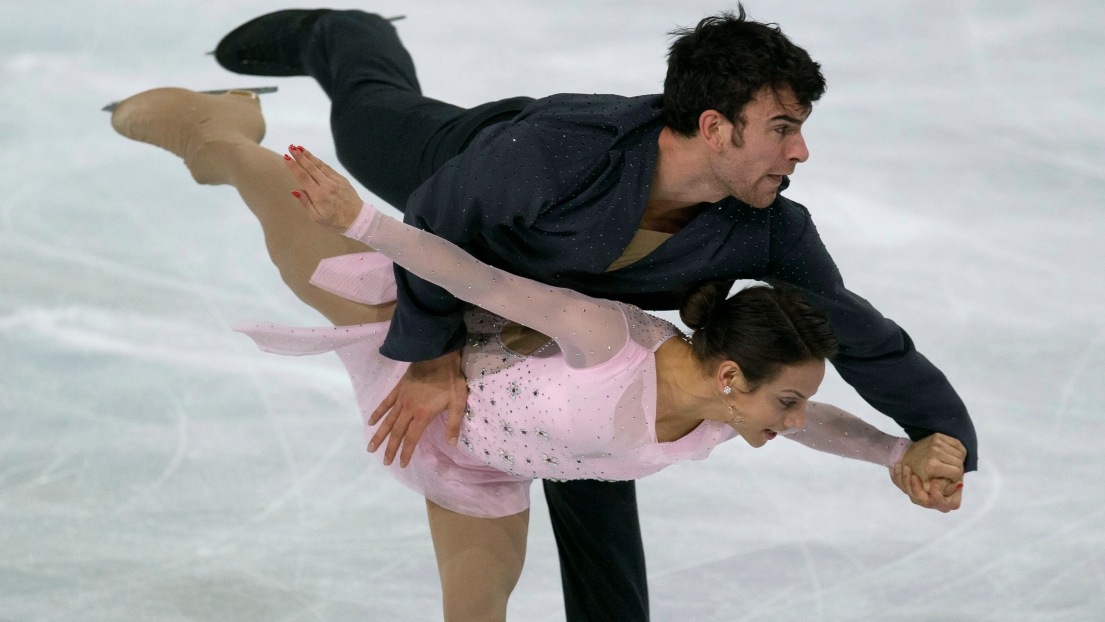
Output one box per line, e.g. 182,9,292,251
518,93,663,134
716,193,812,228
468,93,660,158
764,193,815,229
463,94,663,201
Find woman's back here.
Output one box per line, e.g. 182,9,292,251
456,305,735,483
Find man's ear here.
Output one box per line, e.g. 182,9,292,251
697,109,731,152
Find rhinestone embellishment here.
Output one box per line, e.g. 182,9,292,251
506,381,521,399
542,454,558,467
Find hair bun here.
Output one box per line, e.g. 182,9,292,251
679,280,729,330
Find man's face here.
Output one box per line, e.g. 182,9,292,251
709,86,811,208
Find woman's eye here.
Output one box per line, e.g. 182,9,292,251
780,400,795,409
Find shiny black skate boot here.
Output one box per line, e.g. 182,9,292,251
214,9,333,76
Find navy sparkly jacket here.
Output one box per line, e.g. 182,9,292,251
381,93,978,471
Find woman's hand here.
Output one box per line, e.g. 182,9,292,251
890,463,963,513
283,145,365,232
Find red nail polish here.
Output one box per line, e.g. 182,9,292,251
956,483,964,489
291,191,301,198
296,145,304,151
284,154,291,160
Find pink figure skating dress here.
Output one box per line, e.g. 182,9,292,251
237,204,910,518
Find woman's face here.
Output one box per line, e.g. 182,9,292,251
728,359,825,448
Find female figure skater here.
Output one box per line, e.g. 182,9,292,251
110,88,966,622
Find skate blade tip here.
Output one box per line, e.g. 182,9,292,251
100,86,278,112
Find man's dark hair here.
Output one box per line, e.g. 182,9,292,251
663,5,826,139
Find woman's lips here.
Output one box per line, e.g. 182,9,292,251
763,430,777,440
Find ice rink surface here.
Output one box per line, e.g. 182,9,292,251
2,0,1104,620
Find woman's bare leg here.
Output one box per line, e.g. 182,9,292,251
111,87,392,326
426,499,529,622
217,142,394,325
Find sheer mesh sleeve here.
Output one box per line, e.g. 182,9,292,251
344,204,629,369
781,402,912,467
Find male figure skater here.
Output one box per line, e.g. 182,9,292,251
214,8,976,620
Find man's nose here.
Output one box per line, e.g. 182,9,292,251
788,133,809,163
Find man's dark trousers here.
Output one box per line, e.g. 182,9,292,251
300,11,650,621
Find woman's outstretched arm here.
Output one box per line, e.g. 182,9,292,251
785,401,967,512
783,401,912,467
284,145,630,370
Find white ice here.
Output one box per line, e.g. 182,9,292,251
2,0,1104,620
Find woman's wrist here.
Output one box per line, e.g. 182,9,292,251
342,203,377,241
887,438,912,468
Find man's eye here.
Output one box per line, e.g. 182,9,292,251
775,126,791,135
780,400,795,408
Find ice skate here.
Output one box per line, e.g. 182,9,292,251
109,87,265,185
214,9,333,76
213,10,405,76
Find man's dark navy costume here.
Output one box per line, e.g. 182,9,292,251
301,11,977,621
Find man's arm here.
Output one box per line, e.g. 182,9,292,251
378,121,559,362
766,197,979,472
369,122,560,466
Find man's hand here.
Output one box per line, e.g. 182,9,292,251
890,463,963,513
900,432,967,483
890,432,967,512
368,350,468,467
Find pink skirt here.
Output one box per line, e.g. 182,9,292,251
235,251,533,518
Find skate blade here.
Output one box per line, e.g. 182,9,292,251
101,86,278,112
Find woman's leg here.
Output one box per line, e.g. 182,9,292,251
111,88,392,326
216,141,395,326
426,499,529,622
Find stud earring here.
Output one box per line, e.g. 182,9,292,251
702,380,746,428
722,386,732,395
